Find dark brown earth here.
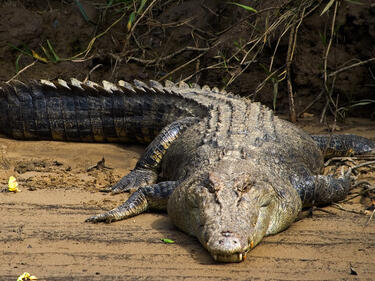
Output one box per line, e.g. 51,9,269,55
0,1,375,280
0,1,374,116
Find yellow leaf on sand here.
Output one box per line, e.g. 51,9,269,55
8,176,20,192
31,50,48,63
17,272,38,281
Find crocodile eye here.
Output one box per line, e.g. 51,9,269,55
260,199,271,208
237,184,248,192
237,181,254,193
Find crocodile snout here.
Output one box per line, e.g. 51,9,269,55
207,231,248,263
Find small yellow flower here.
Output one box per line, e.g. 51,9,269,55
17,272,37,281
8,176,20,192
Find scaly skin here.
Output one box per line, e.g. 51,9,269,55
1,79,374,263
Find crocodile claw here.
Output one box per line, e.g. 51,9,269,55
85,213,113,223
85,209,125,223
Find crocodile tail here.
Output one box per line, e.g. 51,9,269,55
311,134,375,157
0,79,195,143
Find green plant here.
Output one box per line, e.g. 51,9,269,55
337,99,375,118
228,2,257,13
9,40,60,64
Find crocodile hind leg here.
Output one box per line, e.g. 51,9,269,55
293,134,375,206
86,181,178,223
311,134,375,158
290,166,351,207
103,118,197,194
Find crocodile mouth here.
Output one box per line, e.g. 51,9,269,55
212,251,247,263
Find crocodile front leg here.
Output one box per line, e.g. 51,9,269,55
86,181,178,223
103,117,197,193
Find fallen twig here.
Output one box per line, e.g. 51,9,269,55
328,58,375,77
127,46,210,65
83,64,103,83
341,182,375,203
6,60,37,83
332,203,367,215
350,160,375,171
158,51,208,82
324,157,357,167
298,90,324,117
365,209,375,226
73,13,126,59
87,157,112,172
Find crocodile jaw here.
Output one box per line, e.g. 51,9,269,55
212,251,247,263
204,230,252,263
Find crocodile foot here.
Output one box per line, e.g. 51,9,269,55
101,168,158,194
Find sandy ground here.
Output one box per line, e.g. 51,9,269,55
1,118,375,281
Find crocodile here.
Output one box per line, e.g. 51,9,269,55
0,78,374,263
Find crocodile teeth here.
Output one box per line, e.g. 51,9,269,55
212,253,244,262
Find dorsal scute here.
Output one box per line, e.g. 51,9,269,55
220,88,227,95
40,79,57,89
118,80,136,94
190,83,201,90
70,78,84,90
83,80,100,90
164,80,175,88
149,79,163,89
6,78,245,106
170,88,185,98
202,85,211,91
57,79,71,89
149,80,165,94
134,79,154,93
102,80,123,94
178,81,189,88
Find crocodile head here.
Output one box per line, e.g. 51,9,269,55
168,159,300,263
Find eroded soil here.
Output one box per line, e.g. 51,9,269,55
1,118,374,281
